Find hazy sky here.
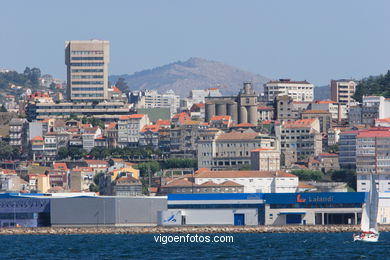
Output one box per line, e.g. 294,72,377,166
1,0,389,86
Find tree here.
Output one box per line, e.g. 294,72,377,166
162,158,198,169
89,147,110,159
68,147,87,160
82,117,104,129
0,141,20,160
330,169,357,191
0,106,7,112
115,78,128,92
135,161,160,177
291,169,324,181
57,147,68,160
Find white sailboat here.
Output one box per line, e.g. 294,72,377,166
353,173,380,242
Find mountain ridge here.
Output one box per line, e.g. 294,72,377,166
109,57,269,97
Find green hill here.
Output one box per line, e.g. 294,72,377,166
353,70,390,102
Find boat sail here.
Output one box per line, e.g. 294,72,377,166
353,173,379,242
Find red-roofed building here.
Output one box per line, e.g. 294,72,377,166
210,115,232,130
139,125,160,149
118,113,150,148
257,106,274,121
356,127,390,192
172,112,191,126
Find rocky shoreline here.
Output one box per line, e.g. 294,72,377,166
1,225,390,235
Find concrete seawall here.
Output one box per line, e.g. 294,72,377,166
1,225,390,235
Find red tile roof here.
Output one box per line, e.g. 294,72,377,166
283,118,317,128
233,123,255,127
211,115,231,121
85,160,108,166
31,136,43,141
119,114,145,120
257,106,273,110
141,125,159,133
251,148,274,152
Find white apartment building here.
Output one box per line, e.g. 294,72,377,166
250,148,280,171
361,96,390,126
117,114,150,148
310,100,348,120
356,129,390,192
197,131,276,170
264,79,314,102
194,169,298,193
135,90,180,115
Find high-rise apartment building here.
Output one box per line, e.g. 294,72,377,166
330,80,356,106
65,40,110,102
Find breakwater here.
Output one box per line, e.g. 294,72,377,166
1,225,390,235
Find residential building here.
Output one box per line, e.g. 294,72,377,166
317,153,340,173
117,114,150,148
276,118,322,167
348,105,362,125
338,130,358,169
65,40,110,101
356,129,390,192
310,100,348,121
209,115,232,130
250,148,280,171
275,95,310,123
257,106,274,121
69,167,94,192
197,131,276,170
26,101,132,121
170,121,205,158
361,96,390,126
9,118,28,154
139,125,160,150
112,176,142,196
301,110,332,134
130,89,180,116
205,82,258,124
82,126,102,152
264,79,314,102
330,79,356,106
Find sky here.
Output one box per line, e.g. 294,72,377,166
1,0,389,86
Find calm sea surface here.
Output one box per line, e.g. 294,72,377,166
1,232,389,259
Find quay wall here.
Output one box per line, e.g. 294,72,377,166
1,225,390,235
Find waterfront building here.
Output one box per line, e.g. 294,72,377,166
356,128,390,192
65,40,110,101
330,79,356,106
264,79,314,102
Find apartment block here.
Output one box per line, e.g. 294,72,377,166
117,114,150,148
330,79,356,106
65,40,110,101
197,131,276,170
338,130,358,169
356,129,390,192
264,79,314,102
276,118,322,167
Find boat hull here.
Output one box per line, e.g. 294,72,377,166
353,233,379,242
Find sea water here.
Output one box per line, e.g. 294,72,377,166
0,232,389,259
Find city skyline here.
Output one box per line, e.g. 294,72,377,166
1,0,390,86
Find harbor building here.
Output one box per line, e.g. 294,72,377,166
160,192,366,226
205,82,258,124
65,40,110,102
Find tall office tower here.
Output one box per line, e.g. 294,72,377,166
65,40,110,102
